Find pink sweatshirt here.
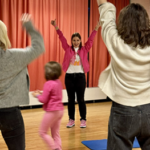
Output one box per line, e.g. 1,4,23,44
57,29,97,73
37,79,64,111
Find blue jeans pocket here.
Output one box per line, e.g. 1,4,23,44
112,108,133,136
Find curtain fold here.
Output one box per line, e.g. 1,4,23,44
0,0,28,48
0,0,129,90
0,0,88,90
89,0,130,87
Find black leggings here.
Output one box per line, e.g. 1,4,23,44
65,73,86,120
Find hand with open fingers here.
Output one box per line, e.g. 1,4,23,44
51,19,56,26
35,90,43,94
32,91,40,98
96,21,101,28
21,13,32,24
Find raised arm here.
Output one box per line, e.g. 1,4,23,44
96,0,118,53
51,19,59,31
84,21,100,51
12,14,45,69
51,19,69,50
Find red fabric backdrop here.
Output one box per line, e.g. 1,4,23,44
0,0,129,90
0,0,88,90
89,0,130,87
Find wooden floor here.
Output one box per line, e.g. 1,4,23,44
0,102,141,150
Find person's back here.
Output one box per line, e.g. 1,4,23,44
0,18,45,108
98,2,150,106
100,35,150,105
39,79,64,111
0,49,30,107
0,14,45,150
97,0,150,150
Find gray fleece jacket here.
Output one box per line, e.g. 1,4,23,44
0,21,45,108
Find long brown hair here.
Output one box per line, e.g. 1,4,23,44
117,3,150,48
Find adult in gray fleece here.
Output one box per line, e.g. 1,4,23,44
0,14,45,150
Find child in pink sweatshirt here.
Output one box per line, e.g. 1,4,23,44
32,61,64,150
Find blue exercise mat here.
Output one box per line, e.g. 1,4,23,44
82,138,140,150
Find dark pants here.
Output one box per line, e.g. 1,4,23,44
65,73,86,120
0,107,25,150
107,97,150,150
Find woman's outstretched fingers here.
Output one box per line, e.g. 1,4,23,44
21,13,31,24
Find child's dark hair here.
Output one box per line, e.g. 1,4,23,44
45,61,62,81
71,33,82,49
117,3,150,48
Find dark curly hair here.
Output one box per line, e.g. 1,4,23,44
117,3,150,48
45,61,62,81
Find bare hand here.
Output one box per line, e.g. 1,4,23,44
95,21,101,31
51,19,56,26
21,13,32,24
32,91,41,98
96,21,101,28
35,90,43,94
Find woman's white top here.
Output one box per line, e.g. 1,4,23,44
66,47,84,73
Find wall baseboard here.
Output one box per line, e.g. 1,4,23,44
22,87,106,106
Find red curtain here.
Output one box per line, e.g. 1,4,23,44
89,0,130,87
0,0,88,90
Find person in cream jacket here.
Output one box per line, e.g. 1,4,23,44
97,0,150,149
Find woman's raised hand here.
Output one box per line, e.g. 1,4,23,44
51,19,56,26
21,13,32,24
51,19,59,30
95,21,101,31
